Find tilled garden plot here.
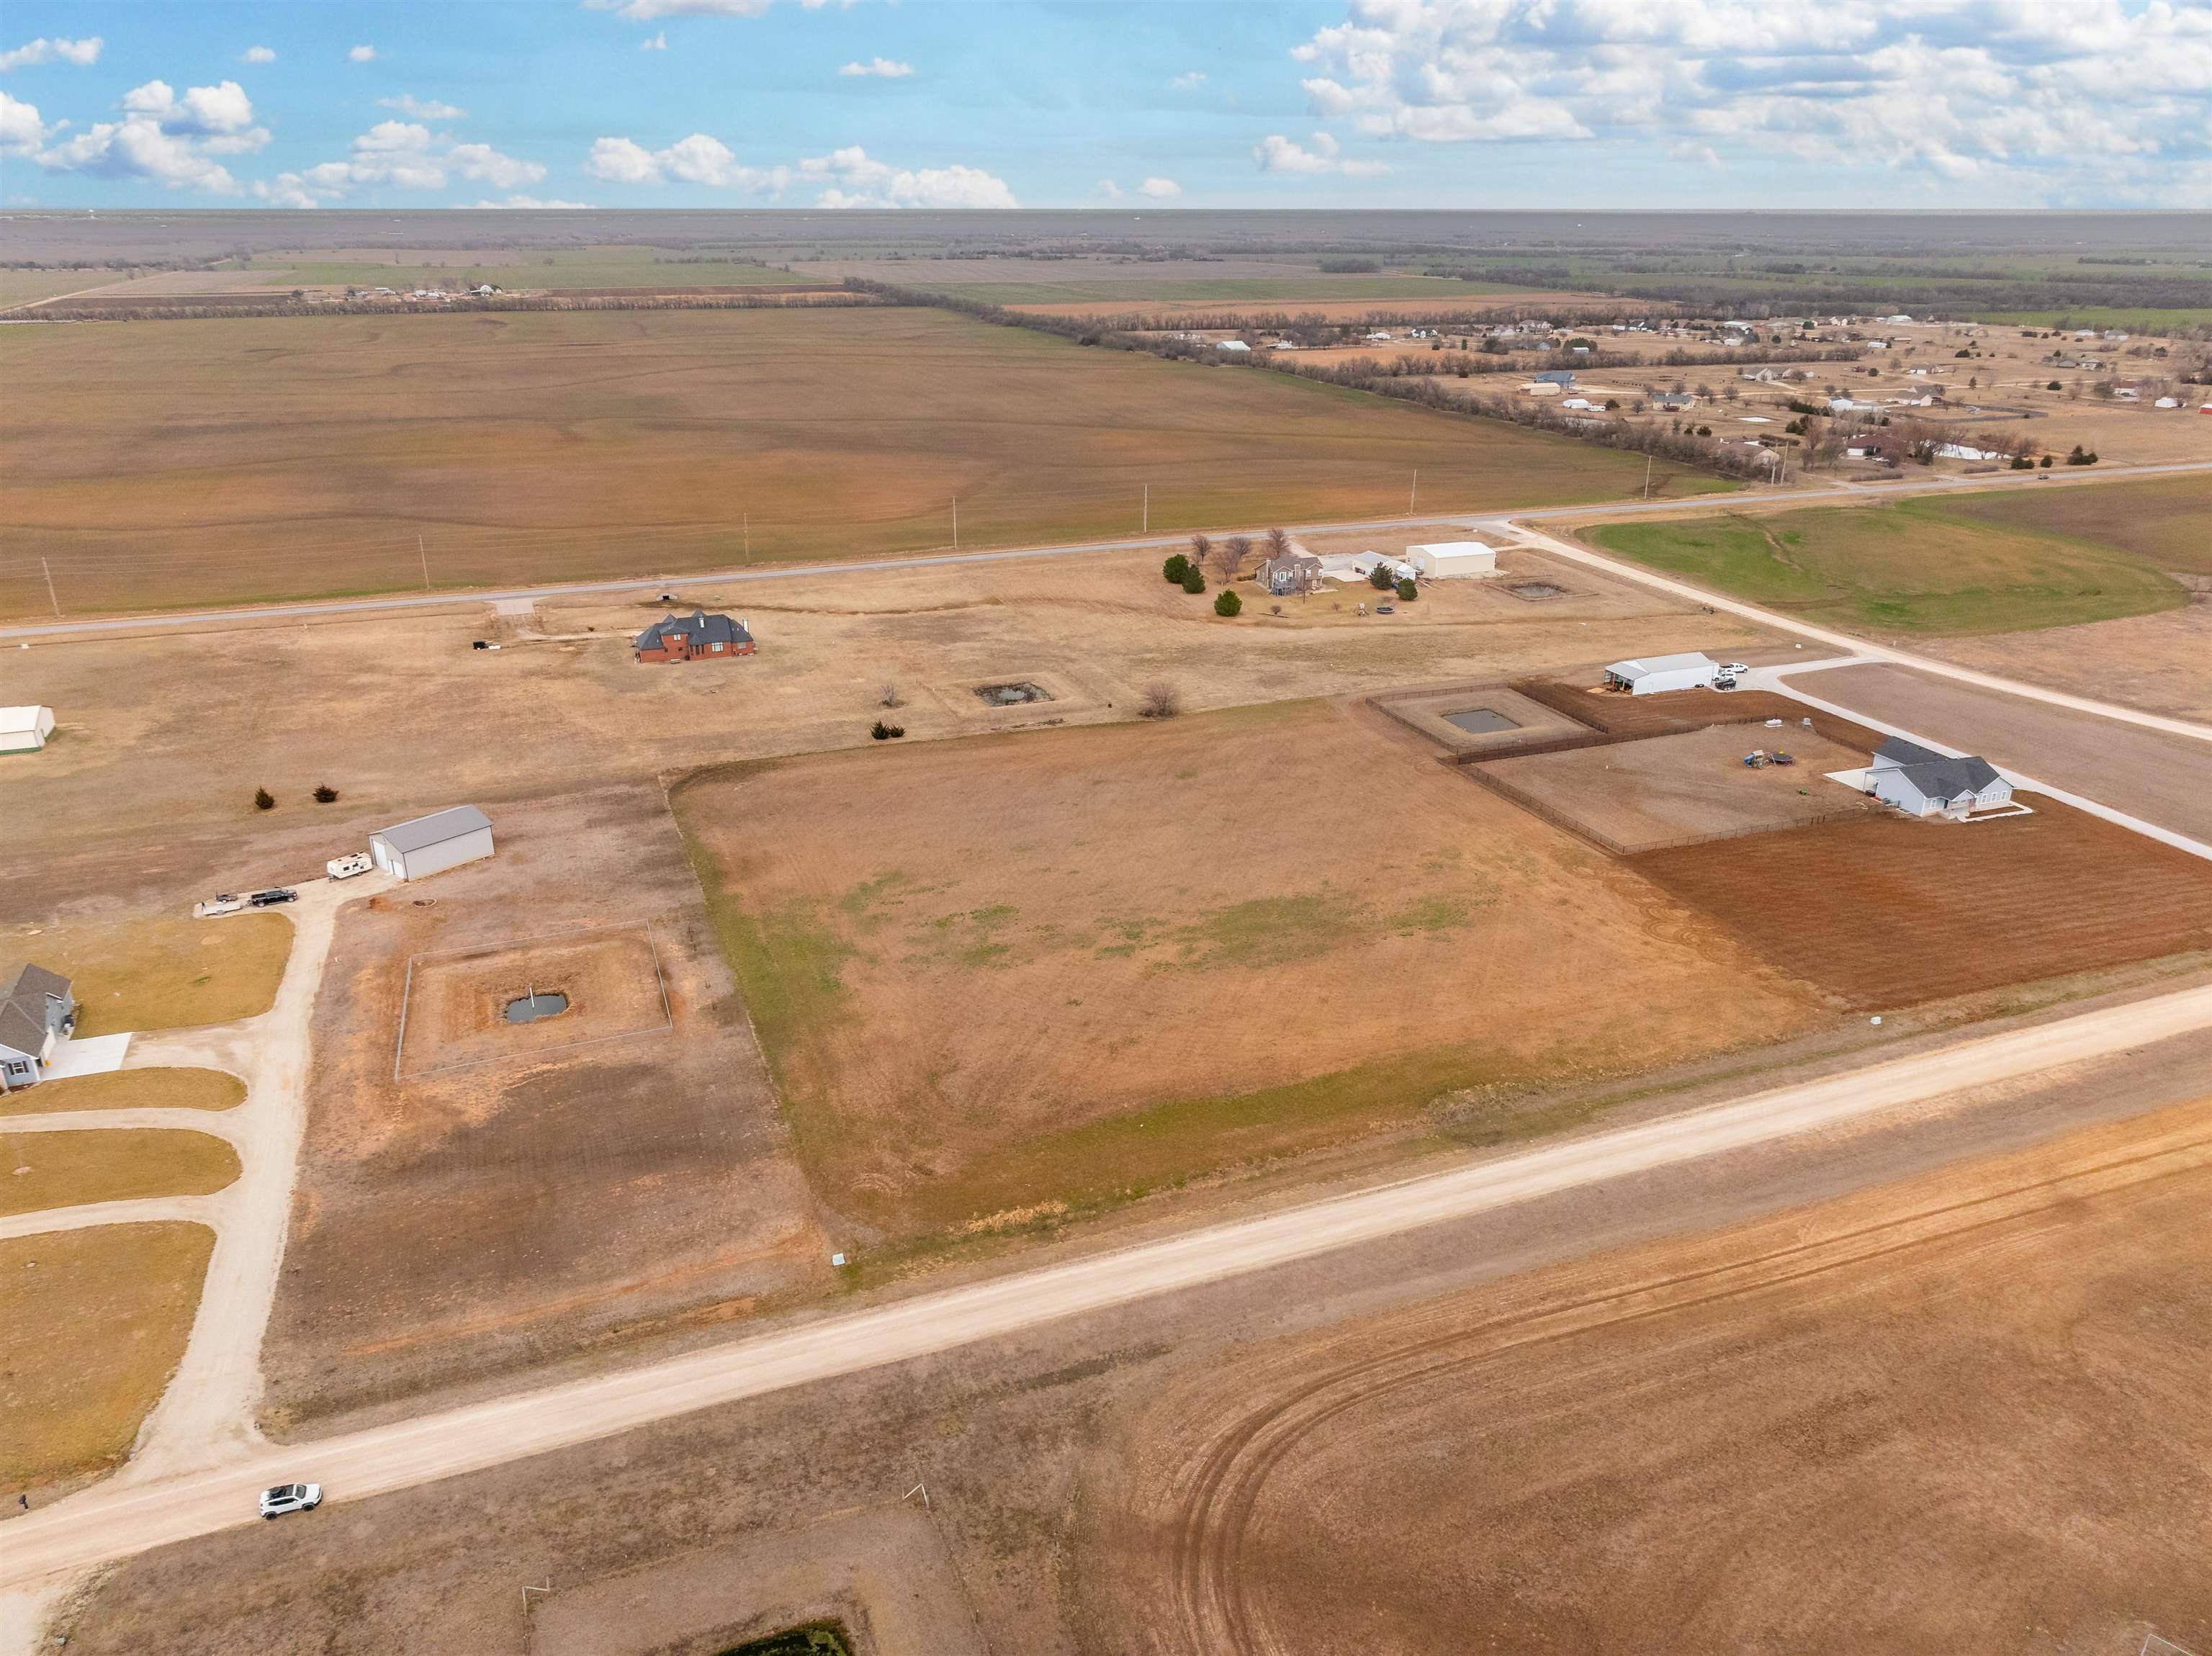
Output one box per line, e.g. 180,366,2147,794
1632,800,2212,1009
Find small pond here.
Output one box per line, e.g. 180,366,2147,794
504,991,570,1024
1509,580,1568,600
1445,708,1521,734
974,681,1051,706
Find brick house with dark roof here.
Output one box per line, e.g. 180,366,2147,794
633,611,755,665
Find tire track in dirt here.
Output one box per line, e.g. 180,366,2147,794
1155,1131,2211,1655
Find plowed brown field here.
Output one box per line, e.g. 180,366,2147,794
1632,801,2212,1009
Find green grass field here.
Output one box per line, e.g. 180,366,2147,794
1586,492,2193,635
1924,474,2212,575
0,268,127,307
1969,307,2212,331
2,305,1691,617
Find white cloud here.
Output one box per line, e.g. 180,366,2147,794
1,36,102,73
243,46,276,65
1,90,45,154
1254,130,1388,177
122,78,260,136
348,45,377,63
37,117,240,192
381,94,466,120
583,131,787,191
801,145,1017,208
1096,178,1123,198
838,58,914,78
584,0,772,17
641,32,669,50
1290,0,2212,203
256,120,543,206
472,194,593,209
1138,176,1181,198
1169,71,1206,90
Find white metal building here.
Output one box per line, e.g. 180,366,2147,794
1,706,55,753
1603,653,1719,696
1406,541,1498,578
369,806,495,882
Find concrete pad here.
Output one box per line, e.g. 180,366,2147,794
42,1034,131,1081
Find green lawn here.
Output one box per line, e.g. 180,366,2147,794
1586,494,2191,635
1925,474,2212,576
1969,307,2212,331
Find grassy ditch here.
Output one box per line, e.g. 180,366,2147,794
0,1067,244,1118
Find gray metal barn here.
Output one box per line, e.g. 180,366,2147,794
369,806,495,882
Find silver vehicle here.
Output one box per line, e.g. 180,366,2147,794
259,1482,321,1519
1716,662,1751,678
194,894,247,919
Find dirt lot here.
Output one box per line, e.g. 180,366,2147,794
1794,662,2212,847
1632,800,2212,1011
0,305,1668,617
0,1067,241,1119
397,926,671,1079
0,1128,238,1217
673,698,1827,1243
258,784,827,1428
1,1222,213,1495
1927,601,2212,724
1474,724,1877,853
48,1043,2212,1656
2,540,1768,924
1084,1097,2212,1655
1,912,291,1037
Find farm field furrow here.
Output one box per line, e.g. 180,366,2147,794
1631,803,2212,1010
0,306,1671,618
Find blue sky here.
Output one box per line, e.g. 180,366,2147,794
4,1,2207,212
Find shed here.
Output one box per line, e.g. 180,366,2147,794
370,806,495,883
1603,652,1718,696
1534,369,1576,387
1215,339,1251,354
1406,541,1498,579
1,706,55,754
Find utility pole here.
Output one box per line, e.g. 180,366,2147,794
418,534,431,592
41,557,60,618
952,496,958,550
1408,469,1418,514
1643,454,1653,500
1142,483,1148,534
744,513,750,562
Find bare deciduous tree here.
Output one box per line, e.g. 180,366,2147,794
1188,533,1212,569
1264,526,1292,562
1214,535,1251,582
1138,681,1182,720
879,681,904,708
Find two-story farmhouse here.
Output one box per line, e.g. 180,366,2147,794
0,963,76,1093
634,611,755,665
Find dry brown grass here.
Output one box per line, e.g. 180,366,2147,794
0,1128,238,1216
396,927,670,1078
0,306,1666,618
7,913,290,1036
0,1068,243,1119
0,1222,213,1495
675,699,1827,1238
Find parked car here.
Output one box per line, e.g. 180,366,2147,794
259,1482,321,1519
248,888,298,907
1713,676,1740,690
326,853,372,881
1717,662,1750,678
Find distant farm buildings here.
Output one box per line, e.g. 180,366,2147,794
634,611,755,665
1406,541,1498,579
1867,737,2014,817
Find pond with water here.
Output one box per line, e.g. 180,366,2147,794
504,991,570,1024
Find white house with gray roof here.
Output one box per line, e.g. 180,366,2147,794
1867,737,2013,817
0,963,76,1092
370,806,495,882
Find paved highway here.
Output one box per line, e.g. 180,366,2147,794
6,459,2207,643
6,978,2211,1593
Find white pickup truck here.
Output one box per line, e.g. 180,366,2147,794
327,852,373,881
